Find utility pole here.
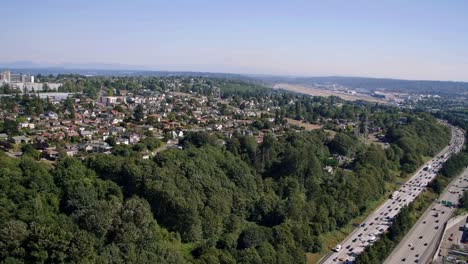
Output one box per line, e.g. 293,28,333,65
364,113,369,139
354,114,360,137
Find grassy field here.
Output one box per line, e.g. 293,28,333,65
324,129,337,139
286,118,322,131
363,132,387,148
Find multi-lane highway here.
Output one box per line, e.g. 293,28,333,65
384,168,468,264
318,123,465,264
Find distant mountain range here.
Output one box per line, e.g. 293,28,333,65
0,61,154,71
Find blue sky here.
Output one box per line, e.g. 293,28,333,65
2,0,468,81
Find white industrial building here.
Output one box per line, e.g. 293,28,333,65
1,70,62,92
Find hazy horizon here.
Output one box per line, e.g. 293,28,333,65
2,0,468,81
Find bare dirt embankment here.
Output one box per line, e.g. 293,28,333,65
272,83,387,104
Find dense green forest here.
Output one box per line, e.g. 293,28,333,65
0,109,452,263
0,154,185,263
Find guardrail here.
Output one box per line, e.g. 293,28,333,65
429,219,450,263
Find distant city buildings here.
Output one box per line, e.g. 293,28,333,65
1,70,34,84
1,70,11,82
22,75,34,83
1,70,62,92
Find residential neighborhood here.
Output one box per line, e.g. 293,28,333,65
0,73,394,163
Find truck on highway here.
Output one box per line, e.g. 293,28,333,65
391,191,400,199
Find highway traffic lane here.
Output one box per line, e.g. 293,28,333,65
319,125,464,264
323,151,462,262
386,211,451,263
384,168,468,264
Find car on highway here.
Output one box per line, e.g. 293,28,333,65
333,245,342,252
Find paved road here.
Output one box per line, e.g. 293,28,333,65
437,213,468,260
318,123,465,264
384,167,468,264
